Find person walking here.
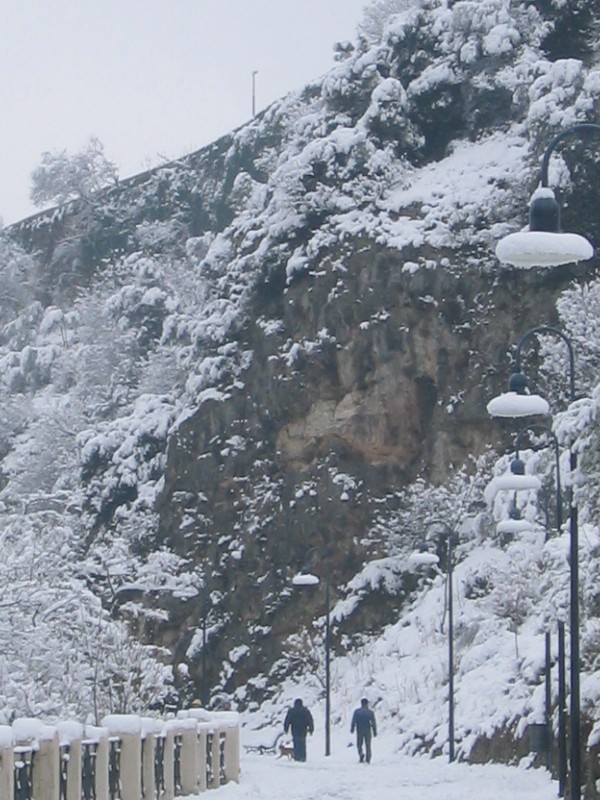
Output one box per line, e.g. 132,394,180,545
350,698,377,763
284,698,314,761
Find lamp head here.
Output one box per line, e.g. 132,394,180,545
487,391,550,418
510,457,526,476
529,188,560,232
497,518,533,534
508,371,529,395
508,501,522,520
495,188,594,268
292,572,320,587
500,494,535,534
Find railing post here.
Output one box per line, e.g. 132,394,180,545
102,715,141,800
85,724,110,800
0,725,13,799
180,708,240,788
36,730,60,800
162,726,176,800
223,721,240,783
211,725,221,789
141,718,159,800
197,724,208,793
57,722,83,800
14,720,60,800
178,718,201,795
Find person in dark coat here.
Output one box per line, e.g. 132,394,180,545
284,698,314,761
350,698,377,763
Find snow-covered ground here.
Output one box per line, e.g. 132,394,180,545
185,732,556,800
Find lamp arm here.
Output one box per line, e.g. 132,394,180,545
514,422,558,452
298,546,318,573
540,122,600,187
514,326,575,400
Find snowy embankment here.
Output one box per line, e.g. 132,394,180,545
237,517,590,765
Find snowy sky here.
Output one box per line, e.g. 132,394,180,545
0,0,367,226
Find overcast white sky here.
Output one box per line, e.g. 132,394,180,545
0,0,368,226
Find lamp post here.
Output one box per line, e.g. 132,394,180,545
200,584,210,708
292,567,331,757
488,325,579,799
512,422,567,792
408,520,456,763
252,70,258,117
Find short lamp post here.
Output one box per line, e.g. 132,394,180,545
487,325,579,799
200,585,210,709
292,569,331,757
408,520,456,763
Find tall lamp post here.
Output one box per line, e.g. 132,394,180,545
292,567,331,757
512,422,567,793
408,520,456,763
487,325,578,798
492,120,600,799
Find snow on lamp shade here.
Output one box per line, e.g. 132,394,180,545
407,551,440,569
292,573,320,586
484,472,542,503
496,518,534,534
487,392,550,418
495,231,594,268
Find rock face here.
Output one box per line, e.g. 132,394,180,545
154,237,577,697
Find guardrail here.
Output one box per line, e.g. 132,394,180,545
0,708,240,799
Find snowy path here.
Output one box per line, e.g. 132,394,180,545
184,738,557,799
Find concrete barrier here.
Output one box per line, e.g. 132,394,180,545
0,708,240,798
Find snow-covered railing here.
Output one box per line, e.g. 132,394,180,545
0,709,240,799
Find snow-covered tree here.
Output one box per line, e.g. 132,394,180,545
30,136,118,208
357,0,420,43
0,236,37,324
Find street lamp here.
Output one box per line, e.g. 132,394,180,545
292,567,331,757
488,325,579,799
513,423,563,535
408,521,457,763
495,122,599,268
484,452,542,534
